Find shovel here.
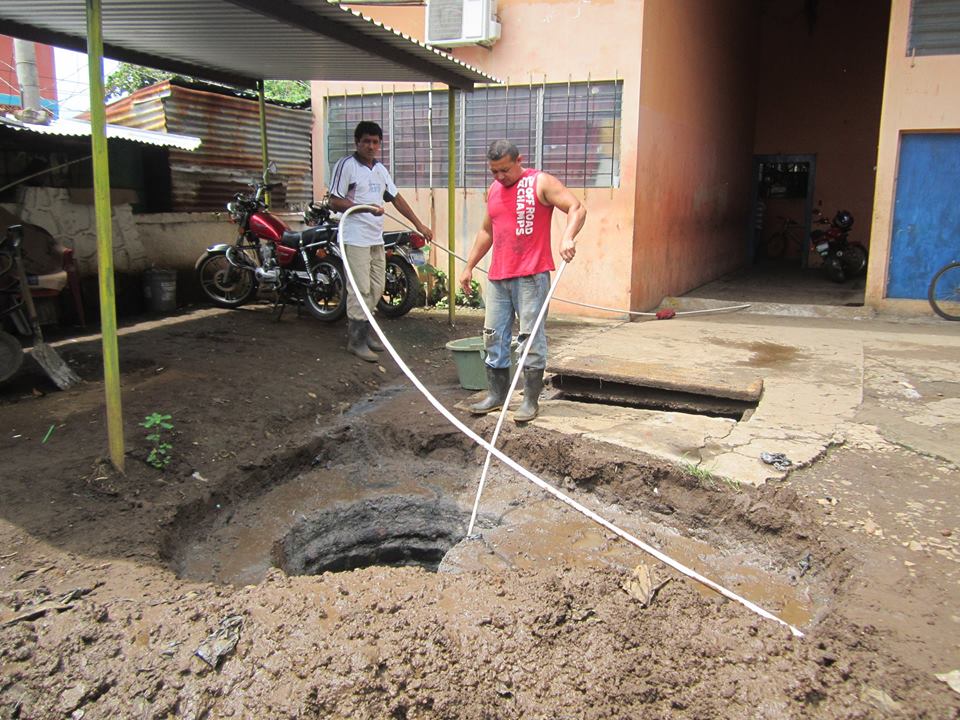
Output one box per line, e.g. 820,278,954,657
8,226,81,390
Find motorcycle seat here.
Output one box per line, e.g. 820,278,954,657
280,226,330,249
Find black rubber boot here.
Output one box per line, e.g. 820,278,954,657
513,368,545,423
366,325,385,352
347,320,378,362
469,366,511,415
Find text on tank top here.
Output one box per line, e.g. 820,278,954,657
487,168,555,280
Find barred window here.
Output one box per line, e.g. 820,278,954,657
326,93,390,175
909,0,960,56
462,86,537,187
325,80,622,189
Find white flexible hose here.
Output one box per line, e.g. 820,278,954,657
420,234,751,318
338,205,803,638
467,261,568,536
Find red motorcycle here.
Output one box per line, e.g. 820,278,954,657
811,209,868,283
196,167,427,320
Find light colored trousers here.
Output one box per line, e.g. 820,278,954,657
344,244,386,321
482,272,550,371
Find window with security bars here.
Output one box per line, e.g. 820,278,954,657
325,80,621,189
909,0,960,55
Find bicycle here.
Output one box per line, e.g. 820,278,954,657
763,210,828,259
928,260,960,321
763,216,804,259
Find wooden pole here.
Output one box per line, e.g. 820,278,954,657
86,0,124,471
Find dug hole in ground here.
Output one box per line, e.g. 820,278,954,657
0,304,958,718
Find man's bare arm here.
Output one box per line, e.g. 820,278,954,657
390,193,434,242
459,213,494,293
328,194,383,216
537,173,587,262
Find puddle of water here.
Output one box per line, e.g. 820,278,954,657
175,426,813,631
707,338,801,367
446,482,814,629
177,467,440,585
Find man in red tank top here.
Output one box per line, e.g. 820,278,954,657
459,140,586,422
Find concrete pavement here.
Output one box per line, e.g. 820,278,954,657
537,311,960,485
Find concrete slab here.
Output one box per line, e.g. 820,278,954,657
531,313,960,486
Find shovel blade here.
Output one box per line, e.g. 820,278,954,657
30,342,81,390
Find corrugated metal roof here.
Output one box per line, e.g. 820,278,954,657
0,115,202,150
0,0,499,90
104,81,312,212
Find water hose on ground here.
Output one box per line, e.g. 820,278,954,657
339,205,803,638
466,260,568,537
420,235,751,318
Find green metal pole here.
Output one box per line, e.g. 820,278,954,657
86,0,124,471
257,80,270,207
447,89,456,326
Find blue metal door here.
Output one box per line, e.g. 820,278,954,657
888,133,960,298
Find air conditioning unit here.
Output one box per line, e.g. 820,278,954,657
426,0,501,47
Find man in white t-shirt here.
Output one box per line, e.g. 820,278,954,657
328,121,434,361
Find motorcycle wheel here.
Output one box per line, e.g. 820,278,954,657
377,256,423,319
197,251,256,307
824,254,846,283
840,242,868,277
304,257,347,322
0,330,23,384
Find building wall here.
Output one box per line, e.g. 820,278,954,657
752,0,888,258
868,0,960,312
312,0,644,318
0,36,58,112
632,0,759,309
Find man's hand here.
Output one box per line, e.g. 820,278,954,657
416,224,434,243
560,238,577,262
458,268,474,295
370,205,385,216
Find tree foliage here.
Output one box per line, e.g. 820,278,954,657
104,63,311,104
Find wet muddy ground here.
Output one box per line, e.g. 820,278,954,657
0,305,958,718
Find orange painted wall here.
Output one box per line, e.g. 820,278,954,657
752,0,888,254
315,0,644,318
867,0,960,312
632,0,759,309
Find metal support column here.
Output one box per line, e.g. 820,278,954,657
257,80,270,206
86,0,124,470
447,89,456,325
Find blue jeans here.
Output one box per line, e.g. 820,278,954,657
482,273,550,371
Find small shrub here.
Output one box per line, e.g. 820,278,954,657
141,412,173,469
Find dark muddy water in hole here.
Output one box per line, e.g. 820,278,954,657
171,415,816,631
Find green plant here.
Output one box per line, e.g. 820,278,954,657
421,264,484,309
682,462,714,485
141,412,174,469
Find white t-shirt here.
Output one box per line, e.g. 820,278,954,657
330,154,398,247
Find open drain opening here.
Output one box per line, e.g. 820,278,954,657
551,374,759,420
272,495,467,575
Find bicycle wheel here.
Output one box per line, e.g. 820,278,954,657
765,232,788,259
928,261,960,321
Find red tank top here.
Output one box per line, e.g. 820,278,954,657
487,168,555,280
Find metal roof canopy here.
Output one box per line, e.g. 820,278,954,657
0,0,488,471
0,0,497,90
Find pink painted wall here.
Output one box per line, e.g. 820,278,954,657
632,0,759,309
314,0,644,318
753,0,888,252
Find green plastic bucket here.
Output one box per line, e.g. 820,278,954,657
445,336,517,390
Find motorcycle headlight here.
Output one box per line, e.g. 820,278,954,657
226,201,238,214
